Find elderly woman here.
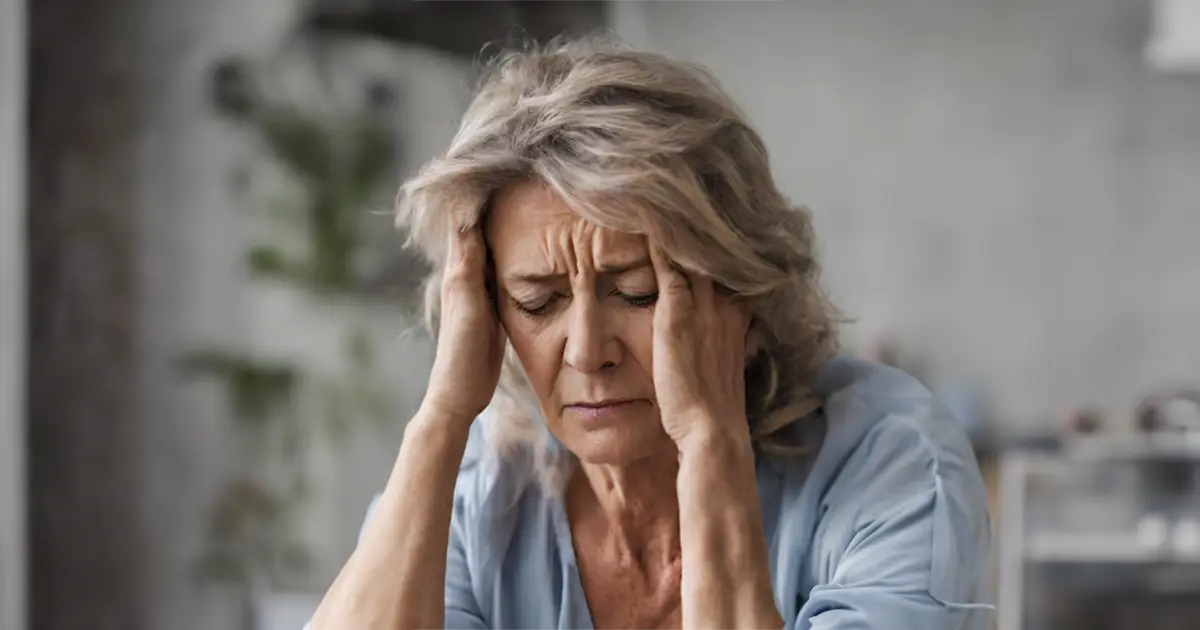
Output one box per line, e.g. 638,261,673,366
310,39,990,630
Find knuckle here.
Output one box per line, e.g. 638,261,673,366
441,268,468,290
444,258,477,284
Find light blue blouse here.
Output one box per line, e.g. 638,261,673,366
341,356,993,630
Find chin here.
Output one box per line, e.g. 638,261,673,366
554,405,675,465
572,430,673,465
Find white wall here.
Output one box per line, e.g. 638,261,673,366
137,7,300,627
136,1,467,627
0,0,27,627
614,0,1200,435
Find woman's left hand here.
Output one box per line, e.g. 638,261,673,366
651,247,784,630
649,246,754,451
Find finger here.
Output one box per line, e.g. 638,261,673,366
445,225,461,266
442,230,493,325
441,229,460,303
690,273,715,314
446,226,487,288
459,226,487,281
465,227,505,323
649,246,692,315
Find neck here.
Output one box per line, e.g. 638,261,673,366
569,447,681,565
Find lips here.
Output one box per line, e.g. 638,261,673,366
569,399,637,408
564,399,647,420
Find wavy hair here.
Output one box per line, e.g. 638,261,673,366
396,36,840,486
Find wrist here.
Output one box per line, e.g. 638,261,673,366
408,402,478,436
675,415,754,463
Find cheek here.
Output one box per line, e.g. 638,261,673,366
621,308,656,377
501,314,561,401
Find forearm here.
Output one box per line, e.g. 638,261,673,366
310,407,472,630
677,429,783,630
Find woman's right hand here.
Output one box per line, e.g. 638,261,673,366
420,225,506,425
313,225,499,630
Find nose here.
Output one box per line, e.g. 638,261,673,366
563,297,620,373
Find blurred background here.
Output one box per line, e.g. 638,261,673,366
2,0,1200,629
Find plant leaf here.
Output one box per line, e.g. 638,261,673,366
342,117,396,209
260,107,333,182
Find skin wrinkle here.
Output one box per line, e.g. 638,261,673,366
493,190,655,443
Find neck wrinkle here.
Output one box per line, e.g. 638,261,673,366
572,448,682,567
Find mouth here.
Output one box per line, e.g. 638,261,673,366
564,399,645,419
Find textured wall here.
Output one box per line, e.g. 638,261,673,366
0,0,27,627
615,0,1200,435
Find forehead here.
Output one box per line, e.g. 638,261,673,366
488,181,576,234
485,181,645,266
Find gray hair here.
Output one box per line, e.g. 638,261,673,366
396,36,840,487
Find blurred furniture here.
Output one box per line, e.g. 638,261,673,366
302,0,609,58
1146,0,1200,73
997,393,1200,630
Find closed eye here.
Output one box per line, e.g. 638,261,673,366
617,290,658,308
509,290,657,318
510,294,562,318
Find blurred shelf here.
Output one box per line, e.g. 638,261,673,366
1064,432,1200,462
1027,561,1200,597
1026,532,1200,564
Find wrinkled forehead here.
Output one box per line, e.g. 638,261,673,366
484,181,647,273
485,182,581,238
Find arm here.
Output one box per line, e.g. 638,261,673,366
677,428,783,629
646,246,783,629
310,225,504,630
308,408,472,630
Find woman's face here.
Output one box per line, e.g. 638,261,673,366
485,181,673,465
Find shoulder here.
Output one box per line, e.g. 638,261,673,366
779,356,991,608
808,355,986,495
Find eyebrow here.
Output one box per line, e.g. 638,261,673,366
507,258,652,284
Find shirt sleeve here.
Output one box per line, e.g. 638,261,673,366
445,468,489,630
796,414,993,630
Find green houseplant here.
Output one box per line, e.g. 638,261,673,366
181,53,422,627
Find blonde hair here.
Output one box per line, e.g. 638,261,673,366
396,36,840,486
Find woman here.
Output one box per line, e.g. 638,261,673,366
310,39,991,630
